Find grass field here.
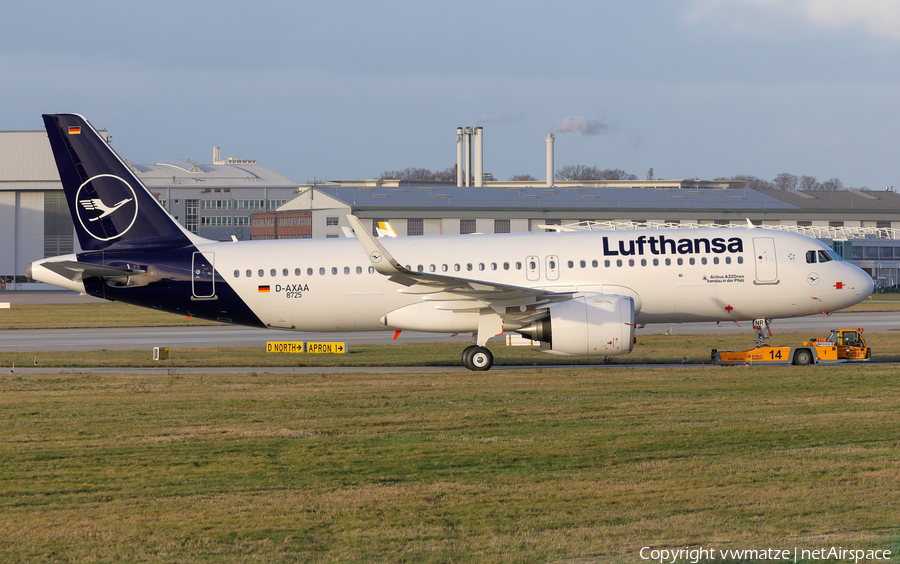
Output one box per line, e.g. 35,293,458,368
0,365,898,562
3,332,900,369
2,298,899,562
0,303,221,330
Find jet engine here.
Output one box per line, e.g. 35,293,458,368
518,294,635,356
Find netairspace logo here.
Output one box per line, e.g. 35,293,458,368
639,546,892,563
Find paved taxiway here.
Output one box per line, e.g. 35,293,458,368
1,308,896,353
1,291,897,352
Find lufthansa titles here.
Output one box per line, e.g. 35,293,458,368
602,235,744,256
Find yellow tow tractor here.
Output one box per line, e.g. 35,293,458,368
711,323,871,366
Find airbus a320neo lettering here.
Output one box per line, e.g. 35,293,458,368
29,114,873,370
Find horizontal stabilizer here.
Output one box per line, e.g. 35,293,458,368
40,260,143,282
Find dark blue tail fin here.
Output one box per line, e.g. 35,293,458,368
42,114,197,251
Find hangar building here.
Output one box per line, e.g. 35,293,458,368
0,130,298,286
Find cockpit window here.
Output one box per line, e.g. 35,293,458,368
817,250,833,263
806,250,817,264
827,250,843,261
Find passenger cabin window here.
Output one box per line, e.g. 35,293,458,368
344,267,350,274
258,269,264,277
270,269,276,277
319,267,325,275
245,269,252,277
356,266,362,274
234,270,240,278
295,268,301,276
283,268,288,276
307,268,313,276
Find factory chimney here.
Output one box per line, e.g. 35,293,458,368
474,127,483,187
456,128,464,187
546,134,555,187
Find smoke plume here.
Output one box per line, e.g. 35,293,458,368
551,116,610,136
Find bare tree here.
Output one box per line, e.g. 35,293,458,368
772,173,799,190
509,174,536,181
727,175,775,190
555,164,637,181
555,164,597,181
820,177,844,191
380,165,457,181
599,168,639,180
798,175,820,191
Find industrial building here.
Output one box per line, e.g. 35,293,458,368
276,180,900,286
4,124,900,289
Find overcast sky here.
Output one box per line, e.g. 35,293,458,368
2,0,899,188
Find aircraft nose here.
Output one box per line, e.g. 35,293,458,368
858,267,875,296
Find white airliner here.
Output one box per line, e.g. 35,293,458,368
28,114,874,370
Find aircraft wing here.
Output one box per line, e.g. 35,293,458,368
346,215,572,315
39,260,143,282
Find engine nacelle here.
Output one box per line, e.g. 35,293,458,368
380,302,479,333
518,294,635,357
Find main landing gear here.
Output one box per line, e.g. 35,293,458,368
461,345,494,371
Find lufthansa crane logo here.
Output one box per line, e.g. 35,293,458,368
75,174,139,241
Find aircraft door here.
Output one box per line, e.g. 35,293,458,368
526,255,540,281
545,255,559,280
192,252,216,299
752,237,778,283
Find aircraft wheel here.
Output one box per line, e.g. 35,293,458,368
461,345,478,365
793,349,812,366
465,346,493,371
